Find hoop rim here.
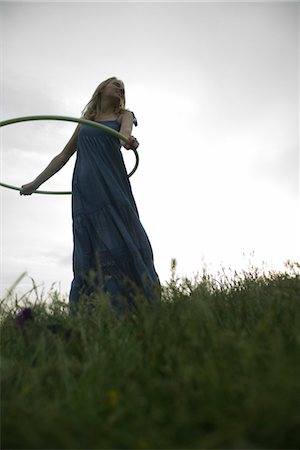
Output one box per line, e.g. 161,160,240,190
0,115,139,195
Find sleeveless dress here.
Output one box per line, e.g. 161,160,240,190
69,111,160,314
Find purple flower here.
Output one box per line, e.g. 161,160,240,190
14,307,34,328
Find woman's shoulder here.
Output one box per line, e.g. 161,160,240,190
120,109,138,126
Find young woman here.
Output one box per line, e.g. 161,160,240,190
20,77,160,314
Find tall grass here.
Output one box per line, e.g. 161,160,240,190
1,260,300,449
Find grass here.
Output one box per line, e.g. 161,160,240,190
1,260,300,449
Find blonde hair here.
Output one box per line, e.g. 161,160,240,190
81,77,126,120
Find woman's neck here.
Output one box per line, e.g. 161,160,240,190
97,97,119,115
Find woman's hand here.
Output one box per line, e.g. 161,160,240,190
20,181,39,196
122,136,139,151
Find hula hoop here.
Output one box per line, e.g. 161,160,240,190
0,115,139,195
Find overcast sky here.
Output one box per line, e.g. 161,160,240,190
1,1,299,300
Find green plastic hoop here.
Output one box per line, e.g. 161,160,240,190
0,115,139,195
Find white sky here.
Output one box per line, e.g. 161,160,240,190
1,1,299,300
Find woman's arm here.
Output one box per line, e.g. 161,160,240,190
20,125,80,195
119,111,139,150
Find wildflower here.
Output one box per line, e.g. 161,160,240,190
14,307,33,328
135,438,149,449
108,389,119,407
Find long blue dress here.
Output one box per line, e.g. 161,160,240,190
69,111,160,314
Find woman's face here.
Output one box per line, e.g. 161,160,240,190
103,79,125,101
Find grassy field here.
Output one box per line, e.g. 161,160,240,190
1,260,300,449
